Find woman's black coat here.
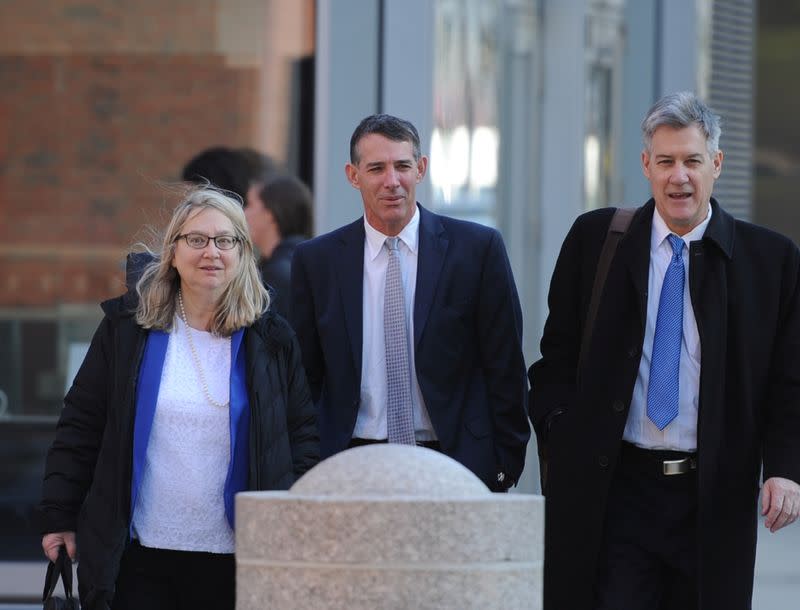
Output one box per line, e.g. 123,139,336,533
38,294,319,607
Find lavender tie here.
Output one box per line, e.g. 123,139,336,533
647,234,685,430
384,237,416,444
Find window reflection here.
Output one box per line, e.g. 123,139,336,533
430,125,499,203
584,0,624,209
584,65,613,209
431,0,501,225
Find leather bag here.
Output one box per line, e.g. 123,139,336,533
42,546,79,610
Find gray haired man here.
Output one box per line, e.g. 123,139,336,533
529,91,800,610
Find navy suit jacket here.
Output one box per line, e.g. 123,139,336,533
290,204,530,490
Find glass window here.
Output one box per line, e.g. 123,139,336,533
431,0,503,227
430,0,540,235
754,2,800,241
584,64,613,209
583,0,624,209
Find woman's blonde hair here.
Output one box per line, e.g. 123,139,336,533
135,186,270,335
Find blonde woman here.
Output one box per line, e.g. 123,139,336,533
38,187,318,610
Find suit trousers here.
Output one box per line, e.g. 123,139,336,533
112,540,235,610
594,442,698,610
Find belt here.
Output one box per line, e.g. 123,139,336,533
620,441,697,476
349,437,441,451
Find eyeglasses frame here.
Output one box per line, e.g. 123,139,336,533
175,233,241,251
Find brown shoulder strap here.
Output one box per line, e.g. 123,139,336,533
577,207,636,378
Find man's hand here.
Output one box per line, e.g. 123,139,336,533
42,531,77,562
761,477,800,533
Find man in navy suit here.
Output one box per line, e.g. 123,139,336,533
290,114,530,491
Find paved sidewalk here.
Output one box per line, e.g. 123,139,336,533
2,516,798,609
753,514,800,609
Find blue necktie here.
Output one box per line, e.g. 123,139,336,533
384,237,416,444
647,234,685,430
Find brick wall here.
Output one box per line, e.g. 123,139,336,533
0,0,262,306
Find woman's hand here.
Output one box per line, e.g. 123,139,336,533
42,531,77,562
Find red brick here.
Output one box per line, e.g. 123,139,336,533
0,2,264,307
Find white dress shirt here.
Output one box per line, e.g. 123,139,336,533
623,205,712,451
354,207,437,441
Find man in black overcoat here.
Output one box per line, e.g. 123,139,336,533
529,91,800,610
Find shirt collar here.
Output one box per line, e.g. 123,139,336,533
651,203,712,251
364,205,420,261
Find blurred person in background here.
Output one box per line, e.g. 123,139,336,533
38,187,318,610
244,173,313,319
237,146,281,207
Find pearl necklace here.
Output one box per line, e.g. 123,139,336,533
177,290,229,408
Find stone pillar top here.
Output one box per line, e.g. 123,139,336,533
289,445,490,498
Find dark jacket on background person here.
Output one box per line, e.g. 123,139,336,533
260,234,306,320
529,198,800,609
38,293,318,608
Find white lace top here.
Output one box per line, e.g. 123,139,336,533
131,316,234,553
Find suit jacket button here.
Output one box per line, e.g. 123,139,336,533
612,400,625,413
598,455,609,468
627,346,639,359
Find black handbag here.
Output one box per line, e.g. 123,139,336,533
42,546,79,610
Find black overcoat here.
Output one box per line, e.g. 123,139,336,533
38,294,319,608
529,199,800,610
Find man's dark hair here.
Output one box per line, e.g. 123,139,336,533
258,174,313,238
349,114,421,164
182,147,280,205
181,147,251,203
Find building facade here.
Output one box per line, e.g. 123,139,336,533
1,0,771,598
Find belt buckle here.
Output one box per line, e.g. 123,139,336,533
662,457,696,475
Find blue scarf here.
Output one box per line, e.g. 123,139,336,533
130,327,249,535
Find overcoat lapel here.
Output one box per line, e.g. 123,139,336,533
335,220,366,379
689,199,733,464
618,201,655,327
414,205,448,348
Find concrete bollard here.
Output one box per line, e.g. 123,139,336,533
236,444,544,609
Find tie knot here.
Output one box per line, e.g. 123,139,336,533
385,237,400,252
667,234,684,256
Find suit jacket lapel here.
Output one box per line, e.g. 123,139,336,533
414,205,448,348
335,219,366,378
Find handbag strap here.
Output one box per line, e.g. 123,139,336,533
42,545,75,602
577,207,636,379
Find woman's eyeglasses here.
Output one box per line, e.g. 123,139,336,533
176,233,239,250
